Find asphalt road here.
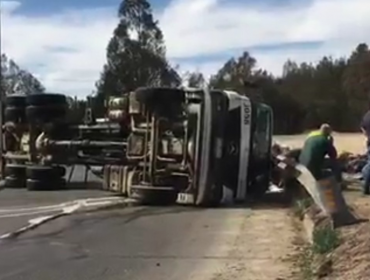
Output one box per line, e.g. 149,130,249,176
0,205,259,280
0,166,295,280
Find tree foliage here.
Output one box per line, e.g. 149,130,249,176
93,2,370,134
183,71,206,88
209,44,370,134
94,0,180,116
1,54,45,96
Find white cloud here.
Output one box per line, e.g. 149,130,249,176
1,1,118,97
1,0,370,97
161,0,370,77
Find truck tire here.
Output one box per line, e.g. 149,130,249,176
26,178,66,191
53,165,66,177
26,93,67,106
26,105,67,123
130,185,177,205
5,176,26,188
135,87,185,106
26,166,55,180
6,94,26,107
134,87,184,118
5,164,26,179
4,107,25,123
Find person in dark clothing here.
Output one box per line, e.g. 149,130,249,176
299,124,340,181
360,109,370,195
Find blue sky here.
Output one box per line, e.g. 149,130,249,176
11,0,169,15
1,0,369,97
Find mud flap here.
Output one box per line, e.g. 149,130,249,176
102,165,124,193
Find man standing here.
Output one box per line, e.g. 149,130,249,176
299,124,341,183
360,109,370,195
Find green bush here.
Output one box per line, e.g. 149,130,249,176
312,227,340,254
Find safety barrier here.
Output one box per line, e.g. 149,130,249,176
276,154,358,228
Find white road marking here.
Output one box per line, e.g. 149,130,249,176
0,196,124,214
0,209,61,219
0,197,135,240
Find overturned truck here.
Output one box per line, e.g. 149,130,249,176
1,87,273,206
103,87,273,206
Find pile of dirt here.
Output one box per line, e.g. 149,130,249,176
323,221,370,280
302,202,370,280
316,193,370,280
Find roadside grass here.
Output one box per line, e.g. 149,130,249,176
293,197,312,219
294,199,341,280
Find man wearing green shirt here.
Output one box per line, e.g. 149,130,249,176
299,124,341,182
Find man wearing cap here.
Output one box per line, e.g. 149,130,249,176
299,124,341,183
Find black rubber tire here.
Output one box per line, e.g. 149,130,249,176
26,178,66,191
53,165,66,177
26,93,67,106
5,94,26,107
134,87,185,117
5,176,26,188
5,164,26,179
26,105,67,123
26,165,55,180
130,185,177,205
135,87,185,105
4,107,25,123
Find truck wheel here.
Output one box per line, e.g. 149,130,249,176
5,176,26,188
26,178,66,191
26,93,67,106
5,164,26,179
130,185,177,205
53,165,66,177
26,105,67,123
4,107,25,123
6,94,26,107
134,87,185,117
26,166,55,180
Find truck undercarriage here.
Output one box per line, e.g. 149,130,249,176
0,87,273,207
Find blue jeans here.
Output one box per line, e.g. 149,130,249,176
361,146,370,194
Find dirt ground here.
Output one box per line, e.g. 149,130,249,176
322,181,370,280
275,132,366,155
205,204,300,280
276,133,370,279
